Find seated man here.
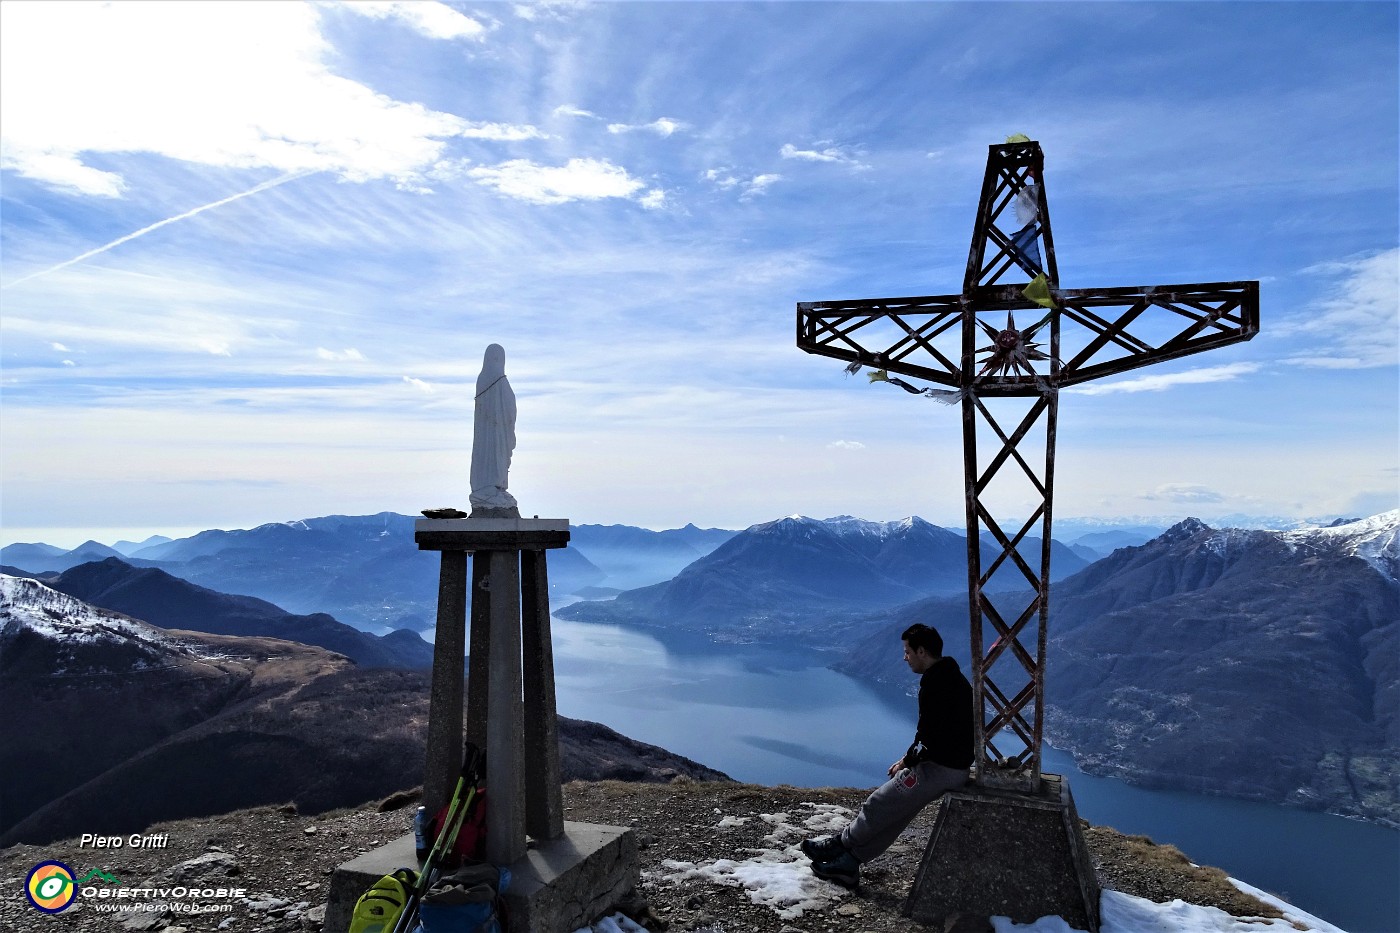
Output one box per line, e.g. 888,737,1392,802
803,623,973,888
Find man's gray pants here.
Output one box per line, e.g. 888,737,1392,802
839,761,969,863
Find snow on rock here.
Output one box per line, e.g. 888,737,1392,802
649,802,854,920
0,573,169,648
1282,509,1400,584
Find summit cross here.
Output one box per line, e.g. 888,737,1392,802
797,139,1259,791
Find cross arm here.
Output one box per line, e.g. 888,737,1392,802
796,292,966,388
796,280,1258,395
1040,279,1259,387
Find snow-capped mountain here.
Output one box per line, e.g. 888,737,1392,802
1044,511,1400,825
557,514,1089,636
1280,510,1399,583
2,573,171,652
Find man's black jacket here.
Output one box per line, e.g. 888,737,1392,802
904,656,974,770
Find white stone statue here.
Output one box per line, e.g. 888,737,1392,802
469,343,518,516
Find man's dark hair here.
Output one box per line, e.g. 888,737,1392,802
902,623,943,657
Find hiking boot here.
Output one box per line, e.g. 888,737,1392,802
800,835,845,862
810,850,860,889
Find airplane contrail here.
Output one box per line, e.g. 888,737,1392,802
1,169,316,291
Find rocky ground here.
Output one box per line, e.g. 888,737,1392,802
0,779,1284,933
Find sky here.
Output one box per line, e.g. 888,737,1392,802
1,1,1397,549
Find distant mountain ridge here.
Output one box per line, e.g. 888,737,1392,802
0,513,734,631
558,513,1089,639
27,557,433,670
0,577,730,845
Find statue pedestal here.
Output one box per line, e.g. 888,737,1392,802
904,773,1100,931
324,822,636,933
323,516,639,933
415,516,572,861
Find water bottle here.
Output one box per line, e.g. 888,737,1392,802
413,806,429,864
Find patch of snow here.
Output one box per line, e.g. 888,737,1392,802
716,816,750,829
569,913,649,933
656,850,846,921
0,574,170,648
799,803,853,834
1226,877,1348,933
991,888,1342,932
649,803,854,920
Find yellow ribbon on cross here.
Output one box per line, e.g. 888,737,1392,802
1023,273,1057,310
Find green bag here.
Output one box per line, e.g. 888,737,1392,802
348,868,418,933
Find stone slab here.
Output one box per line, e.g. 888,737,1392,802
324,832,417,933
416,517,570,533
415,523,571,552
904,774,1100,931
323,822,636,933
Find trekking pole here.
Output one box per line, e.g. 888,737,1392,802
393,742,484,933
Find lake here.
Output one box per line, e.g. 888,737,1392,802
549,615,1400,933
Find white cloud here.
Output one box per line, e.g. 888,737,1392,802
1066,363,1261,395
553,104,598,119
1142,483,1226,504
828,440,866,450
638,189,668,211
0,2,513,196
403,376,435,393
459,123,548,141
741,174,784,200
1279,248,1399,369
780,143,867,169
467,158,648,205
703,169,740,190
337,1,487,41
51,342,71,352
607,118,688,138
316,348,366,362
512,2,585,23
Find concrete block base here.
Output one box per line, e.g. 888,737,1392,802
324,822,637,933
903,774,1100,932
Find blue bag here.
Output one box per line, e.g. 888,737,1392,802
415,864,510,933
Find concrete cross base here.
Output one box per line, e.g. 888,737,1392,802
903,773,1100,932
323,822,638,933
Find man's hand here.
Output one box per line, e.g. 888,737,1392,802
887,758,906,777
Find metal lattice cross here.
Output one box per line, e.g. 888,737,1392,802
797,140,1259,790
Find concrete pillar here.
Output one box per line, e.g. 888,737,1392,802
485,549,527,865
466,553,492,752
423,549,467,813
521,549,565,840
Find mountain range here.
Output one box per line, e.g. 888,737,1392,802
835,512,1400,825
557,514,1089,640
0,513,736,632
5,557,433,669
0,575,729,845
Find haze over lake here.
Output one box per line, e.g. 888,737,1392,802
549,614,1399,933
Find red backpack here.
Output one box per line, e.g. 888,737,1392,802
428,786,486,869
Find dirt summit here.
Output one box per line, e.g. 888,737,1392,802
0,779,1282,933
